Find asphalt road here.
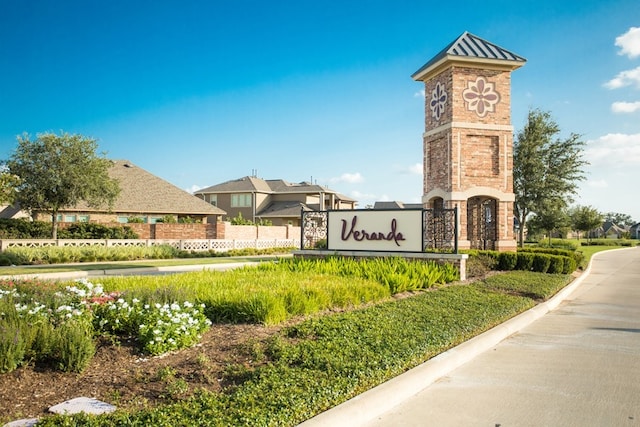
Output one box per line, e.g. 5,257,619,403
361,247,640,427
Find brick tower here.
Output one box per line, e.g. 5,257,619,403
412,32,526,251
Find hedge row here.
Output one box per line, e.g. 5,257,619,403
0,219,138,240
464,249,578,274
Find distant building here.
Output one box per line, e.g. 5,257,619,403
373,201,423,210
195,176,357,226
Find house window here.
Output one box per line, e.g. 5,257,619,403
56,214,63,222
208,194,218,206
117,216,129,223
79,215,90,223
231,193,252,207
149,217,163,224
64,215,76,222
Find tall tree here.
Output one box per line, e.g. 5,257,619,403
527,200,570,246
513,109,587,247
0,169,19,205
570,205,603,240
604,212,635,227
5,132,120,238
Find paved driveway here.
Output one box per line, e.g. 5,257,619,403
362,247,640,427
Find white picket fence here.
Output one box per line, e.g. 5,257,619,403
0,238,300,252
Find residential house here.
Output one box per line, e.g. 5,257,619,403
588,221,629,239
630,223,640,239
31,160,226,225
373,201,423,210
194,176,357,226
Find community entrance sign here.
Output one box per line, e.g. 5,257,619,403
300,208,458,253
328,210,423,252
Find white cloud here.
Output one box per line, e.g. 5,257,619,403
615,27,640,59
350,190,377,199
414,89,425,98
604,66,640,89
186,184,202,193
587,179,608,189
408,163,422,175
329,172,364,184
395,163,423,175
611,101,640,113
585,133,640,165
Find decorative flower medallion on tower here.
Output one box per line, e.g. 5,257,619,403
430,81,448,120
462,76,500,117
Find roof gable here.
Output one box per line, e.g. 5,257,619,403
196,176,272,194
412,31,526,81
75,160,226,215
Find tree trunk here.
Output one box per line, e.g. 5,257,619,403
517,211,527,248
51,211,58,239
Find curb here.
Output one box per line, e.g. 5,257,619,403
0,262,258,281
298,254,598,427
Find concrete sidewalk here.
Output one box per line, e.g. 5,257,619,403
300,247,640,426
0,259,267,281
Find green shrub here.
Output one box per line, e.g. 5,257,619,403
547,255,566,274
58,222,139,239
0,218,52,239
562,256,577,274
496,252,516,270
515,252,534,271
52,318,95,373
0,319,29,373
531,254,551,273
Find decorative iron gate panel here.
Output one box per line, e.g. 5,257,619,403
301,210,328,249
423,208,457,252
467,198,497,250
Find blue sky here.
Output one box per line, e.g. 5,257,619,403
1,1,639,221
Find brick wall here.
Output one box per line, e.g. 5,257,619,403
216,222,300,240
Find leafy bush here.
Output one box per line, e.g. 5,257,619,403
562,256,577,274
465,251,498,278
580,239,637,247
0,299,30,373
531,254,551,273
58,222,139,239
52,317,95,373
547,255,565,274
0,218,52,239
497,251,517,270
519,246,584,269
515,252,534,271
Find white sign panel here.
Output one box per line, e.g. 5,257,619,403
327,210,423,252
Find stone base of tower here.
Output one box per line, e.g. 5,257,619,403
456,239,516,252
494,239,517,252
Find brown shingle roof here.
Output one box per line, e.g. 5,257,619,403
74,160,226,215
195,176,354,200
257,201,314,218
196,176,272,194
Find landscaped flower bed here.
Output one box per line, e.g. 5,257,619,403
0,256,573,426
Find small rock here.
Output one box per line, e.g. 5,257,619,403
49,397,116,415
3,419,39,427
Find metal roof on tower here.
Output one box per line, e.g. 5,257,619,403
412,31,526,81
